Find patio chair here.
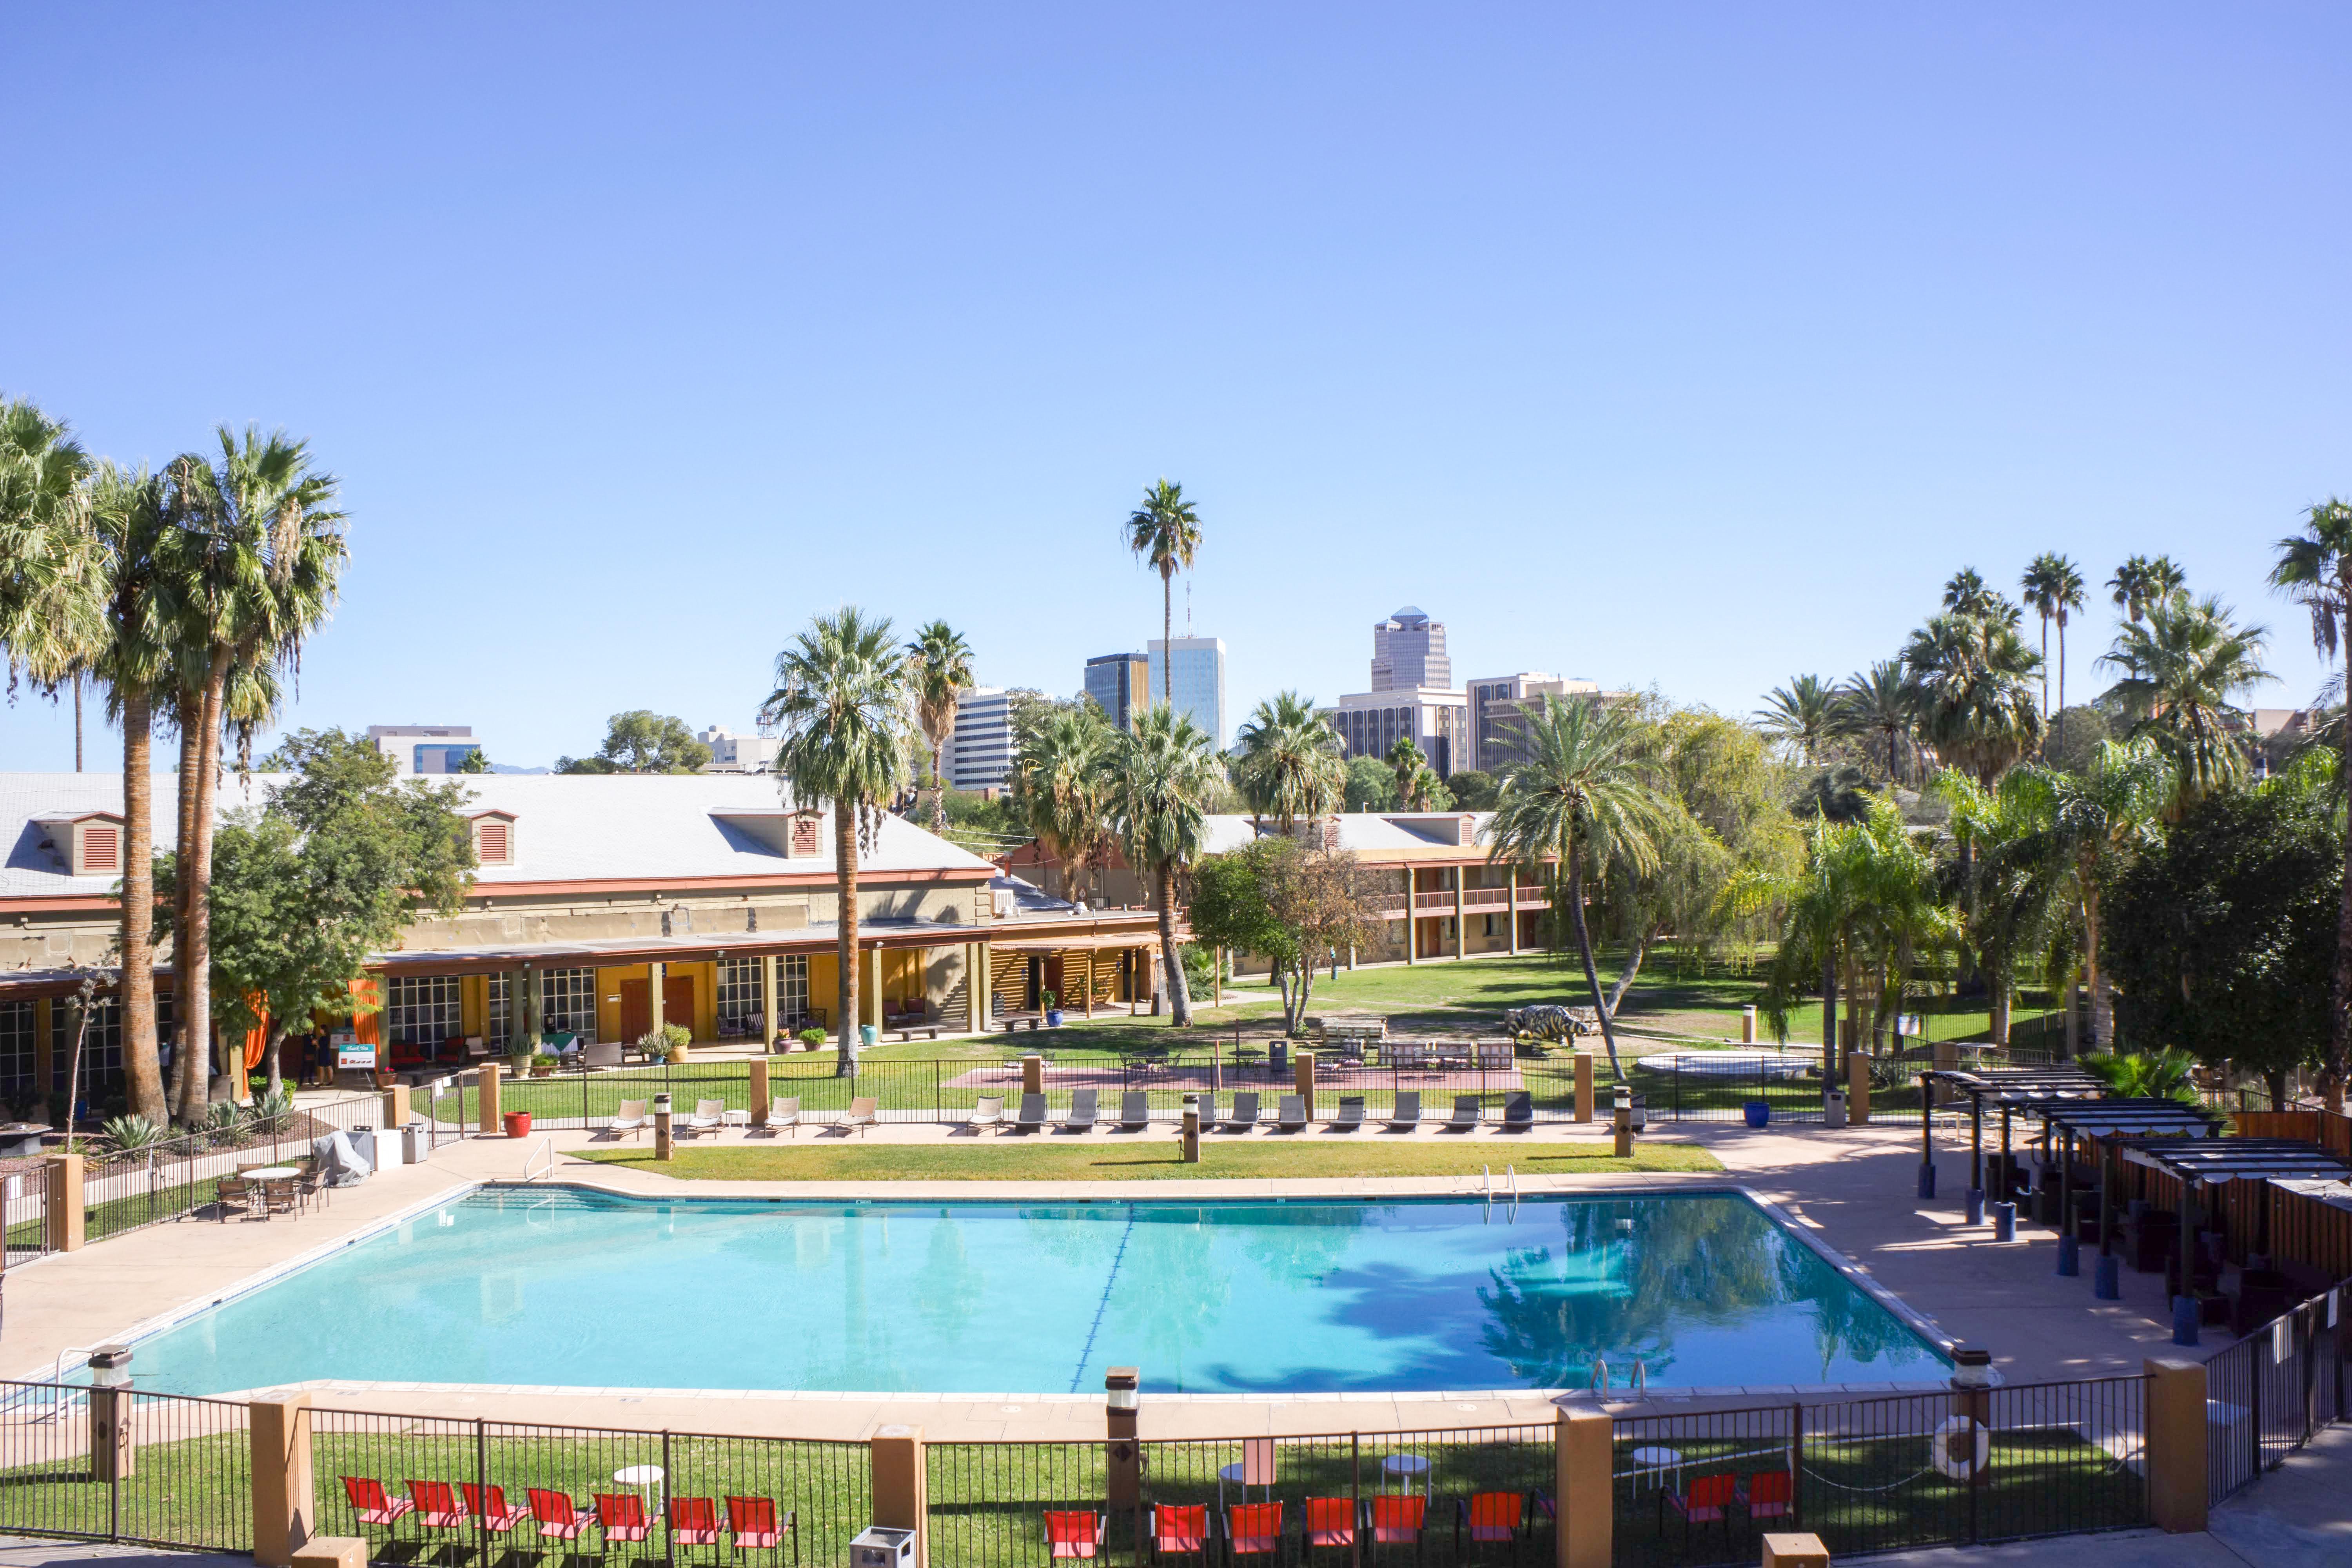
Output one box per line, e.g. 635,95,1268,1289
1044,1510,1108,1560
460,1482,530,1533
1367,1495,1425,1563
296,1163,331,1212
1120,1091,1152,1130
686,1098,726,1137
765,1096,802,1138
1222,1092,1263,1132
1384,1091,1423,1132
609,1099,651,1140
725,1495,795,1558
1735,1470,1791,1527
1444,1096,1483,1133
1013,1092,1049,1133
1660,1474,1735,1546
1499,1092,1534,1133
405,1479,468,1543
1149,1504,1211,1563
1226,1502,1285,1564
341,1475,416,1535
595,1492,654,1546
834,1096,879,1137
672,1495,725,1555
216,1174,252,1221
1330,1097,1366,1132
527,1488,595,1555
1063,1088,1101,1132
1454,1494,1524,1562
1303,1497,1356,1565
1277,1095,1309,1132
967,1094,1005,1132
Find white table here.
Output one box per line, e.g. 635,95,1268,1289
613,1464,665,1501
722,1109,752,1131
242,1167,300,1215
1628,1446,1684,1490
1381,1453,1430,1494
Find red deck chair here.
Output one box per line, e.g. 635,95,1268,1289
1455,1494,1524,1563
1044,1510,1107,1559
461,1482,530,1532
1367,1494,1426,1564
1303,1498,1355,1565
672,1496,725,1561
1226,1502,1285,1565
726,1496,796,1563
1150,1504,1212,1562
341,1476,416,1535
405,1479,467,1541
596,1493,654,1545
1737,1470,1793,1526
530,1488,595,1551
1661,1474,1736,1546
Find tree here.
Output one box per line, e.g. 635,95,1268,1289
1835,661,1915,783
763,608,913,1072
1900,611,2043,787
1233,691,1345,832
2043,704,2111,775
1485,695,1670,1081
2104,780,2338,1108
2099,592,2272,814
1124,479,1201,708
1343,755,1397,812
1755,675,1839,764
2109,555,2186,624
2269,496,2352,1109
1098,704,1222,1026
2021,553,2087,733
1187,837,1379,1035
1942,568,2012,622
457,748,492,773
1010,701,1115,905
905,620,974,835
1444,769,1498,810
558,710,710,773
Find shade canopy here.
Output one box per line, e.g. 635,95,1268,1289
1924,1067,2108,1109
2029,1098,2225,1141
2114,1136,2352,1185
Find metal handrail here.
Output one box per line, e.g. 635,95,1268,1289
522,1136,557,1182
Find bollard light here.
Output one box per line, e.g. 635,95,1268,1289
1947,1345,1993,1391
1105,1366,1140,1413
88,1345,132,1389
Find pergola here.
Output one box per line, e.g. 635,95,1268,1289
2107,1136,2352,1267
2027,1099,2225,1269
1919,1066,2107,1207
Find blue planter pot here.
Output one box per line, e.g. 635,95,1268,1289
859,1024,878,1048
1046,1010,1065,1027
1743,1101,1771,1129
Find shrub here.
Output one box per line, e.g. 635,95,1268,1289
102,1114,165,1153
798,1027,828,1049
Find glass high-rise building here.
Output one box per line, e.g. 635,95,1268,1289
1146,637,1228,750
1370,608,1448,691
1083,654,1151,730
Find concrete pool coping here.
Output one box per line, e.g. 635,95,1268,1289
55,1171,1962,1420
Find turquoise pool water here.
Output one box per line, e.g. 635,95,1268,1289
125,1189,1946,1396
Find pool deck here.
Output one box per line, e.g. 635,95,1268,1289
9,1115,2206,1440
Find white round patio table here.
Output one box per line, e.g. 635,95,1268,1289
1381,1453,1430,1492
614,1464,665,1501
241,1166,298,1180
1628,1446,1684,1490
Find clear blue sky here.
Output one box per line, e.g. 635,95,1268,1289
5,4,2348,771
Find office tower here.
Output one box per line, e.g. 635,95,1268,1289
1321,690,1472,778
1147,637,1228,750
947,687,1015,790
1370,608,1449,692
1083,654,1152,730
367,725,482,775
1465,673,1601,771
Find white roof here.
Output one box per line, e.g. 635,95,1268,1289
0,772,993,898
1198,812,1496,856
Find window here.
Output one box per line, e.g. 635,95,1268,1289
50,994,122,1096
540,967,596,1037
781,954,809,1024
0,1001,33,1097
385,976,463,1047
717,958,762,1026
488,975,510,1048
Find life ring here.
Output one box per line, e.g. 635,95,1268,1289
1932,1415,1989,1481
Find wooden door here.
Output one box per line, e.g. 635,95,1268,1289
618,976,698,1041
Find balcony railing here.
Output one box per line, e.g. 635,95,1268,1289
1412,891,1455,912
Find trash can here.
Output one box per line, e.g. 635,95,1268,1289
346,1126,379,1170
401,1120,432,1163
1824,1088,1848,1129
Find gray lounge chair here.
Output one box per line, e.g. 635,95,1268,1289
1276,1094,1308,1132
967,1094,1005,1133
1501,1091,1535,1132
764,1096,801,1137
685,1098,725,1137
1013,1092,1049,1133
1385,1091,1423,1132
834,1096,878,1136
1332,1096,1366,1132
1446,1095,1483,1132
608,1098,650,1140
1119,1091,1151,1130
1063,1088,1100,1132
1222,1091,1262,1132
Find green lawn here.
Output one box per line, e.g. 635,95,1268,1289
570,1138,1719,1181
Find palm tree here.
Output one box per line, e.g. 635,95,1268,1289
2270,498,2352,1109
2021,552,2087,749
158,429,346,1120
1755,675,1838,764
2108,554,2186,624
1383,735,1428,805
1234,691,1345,833
1098,704,1222,1025
763,607,913,1074
1011,701,1115,904
1900,612,2043,786
2099,592,2272,812
1942,568,2010,622
1484,695,1670,1081
2078,1047,2201,1105
1835,661,1915,782
1123,479,1201,708
904,619,974,835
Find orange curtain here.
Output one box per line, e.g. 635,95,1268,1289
242,993,269,1071
349,977,381,1045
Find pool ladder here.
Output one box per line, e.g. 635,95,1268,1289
1587,1358,1649,1393
522,1136,556,1183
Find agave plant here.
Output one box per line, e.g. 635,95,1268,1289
102,1114,165,1154
2078,1048,2203,1106
201,1099,250,1146
248,1089,295,1138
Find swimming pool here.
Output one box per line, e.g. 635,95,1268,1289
123,1188,1947,1396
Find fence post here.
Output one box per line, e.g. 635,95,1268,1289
1297,1052,1316,1122
379,1083,410,1134
43,1152,83,1253
477,1064,502,1136
1554,1406,1609,1568
1573,1054,1593,1123
750,1059,771,1129
2144,1357,2208,1533
869,1422,927,1568
250,1392,316,1567
1024,1055,1044,1097
1848,1052,1871,1125
1760,1536,1828,1568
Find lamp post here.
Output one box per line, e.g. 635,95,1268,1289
1105,1366,1142,1549
653,1094,674,1161
89,1345,133,1481
1612,1085,1633,1159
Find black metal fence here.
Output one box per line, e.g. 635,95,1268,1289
2205,1291,2347,1504
1608,1377,2149,1567
77,1093,384,1246
0,1379,252,1552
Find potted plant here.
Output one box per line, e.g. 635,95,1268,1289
661,1022,692,1063
1043,989,1063,1028
503,1048,534,1082
799,1027,828,1052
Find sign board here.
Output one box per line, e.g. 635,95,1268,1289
337,1043,377,1071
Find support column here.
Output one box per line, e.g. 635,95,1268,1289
1023,1054,1044,1096
2145,1357,2208,1533
864,946,883,1033
250,1393,316,1567
1453,871,1466,959
750,1058,770,1127
1295,1051,1316,1122
511,963,537,1051
869,1424,928,1568
1573,1053,1595,1123
760,954,779,1049
477,1063,502,1135
1506,868,1519,955
1555,1406,1611,1568
1849,1051,1871,1125
44,1152,83,1252
1084,949,1095,1018
978,941,994,1027
647,960,666,1039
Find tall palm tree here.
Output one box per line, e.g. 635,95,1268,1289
0,399,102,707
1835,661,1915,782
2099,592,2272,813
1011,701,1115,904
2272,498,2352,1109
1123,479,1201,708
1900,612,2043,786
1098,704,1222,1025
904,619,974,835
2108,554,2186,624
1755,675,1838,764
159,429,346,1120
1484,695,1670,1082
2021,553,2087,749
1234,691,1346,833
764,607,913,1074
1942,568,2009,622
